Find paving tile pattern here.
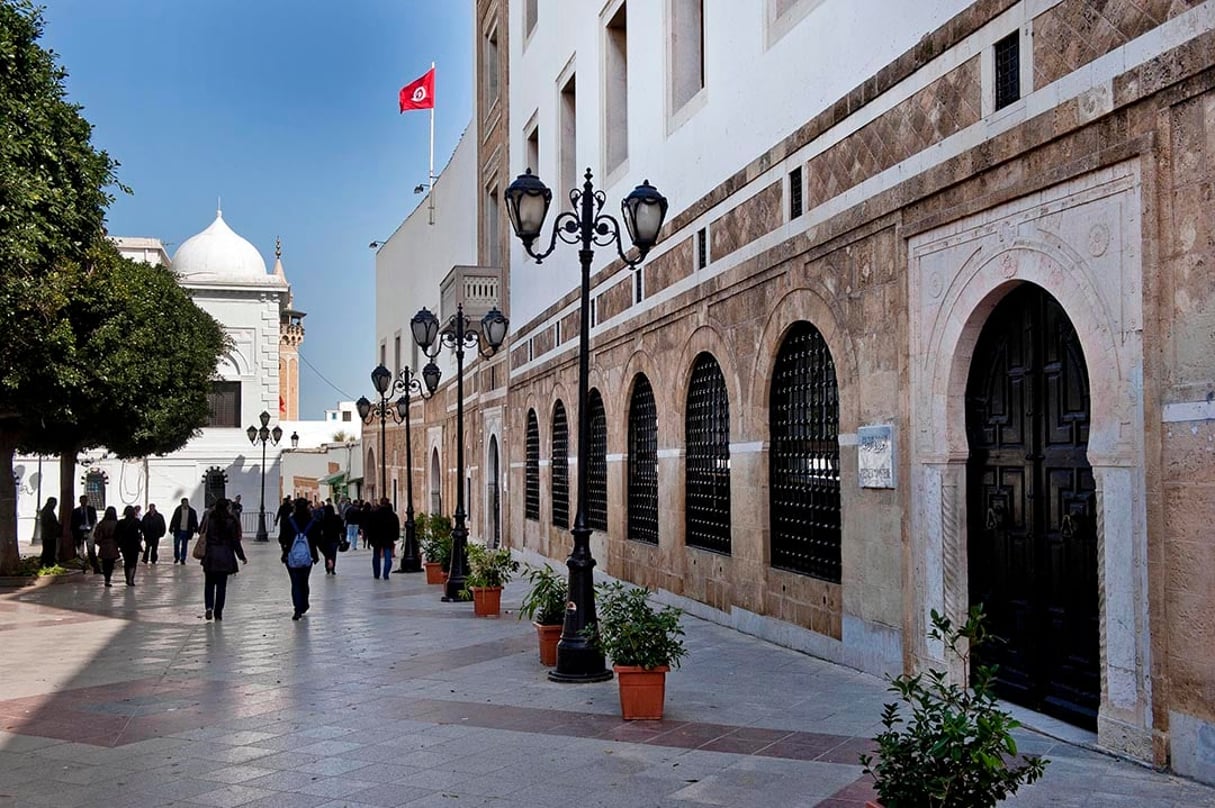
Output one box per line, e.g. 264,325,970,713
0,542,1210,807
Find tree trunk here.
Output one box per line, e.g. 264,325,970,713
0,427,20,575
58,452,78,564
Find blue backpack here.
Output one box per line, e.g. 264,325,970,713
286,517,314,568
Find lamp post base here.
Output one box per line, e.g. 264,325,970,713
395,519,422,572
255,511,269,543
548,668,614,684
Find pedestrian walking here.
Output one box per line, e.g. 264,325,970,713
273,496,292,544
141,503,166,563
231,494,243,527
281,498,319,620
169,497,199,564
38,498,59,568
115,506,143,586
368,498,399,580
201,497,246,621
93,507,119,587
344,499,361,550
70,495,100,573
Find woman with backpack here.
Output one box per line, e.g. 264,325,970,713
281,497,320,620
201,497,247,621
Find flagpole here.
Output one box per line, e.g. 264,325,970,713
428,61,435,226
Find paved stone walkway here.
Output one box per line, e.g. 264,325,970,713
0,541,1210,807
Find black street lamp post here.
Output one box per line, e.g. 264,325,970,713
504,166,668,683
356,363,438,574
411,303,508,602
246,410,284,542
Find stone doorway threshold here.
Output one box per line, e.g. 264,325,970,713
1000,700,1100,748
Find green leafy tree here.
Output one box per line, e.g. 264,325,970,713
18,241,228,565
0,1,228,573
0,0,121,571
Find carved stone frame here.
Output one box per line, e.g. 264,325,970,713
908,162,1153,759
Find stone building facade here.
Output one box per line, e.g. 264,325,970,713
493,0,1215,784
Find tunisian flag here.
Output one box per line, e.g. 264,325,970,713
399,67,435,112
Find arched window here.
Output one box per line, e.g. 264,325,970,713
84,470,107,510
587,389,608,531
525,409,540,520
202,467,228,508
685,352,731,554
627,375,659,544
769,321,841,582
551,401,569,529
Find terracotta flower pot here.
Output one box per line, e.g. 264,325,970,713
471,585,503,617
614,664,669,720
423,561,444,585
534,622,562,666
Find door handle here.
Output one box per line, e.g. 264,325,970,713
1061,513,1075,538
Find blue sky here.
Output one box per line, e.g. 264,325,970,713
38,0,474,418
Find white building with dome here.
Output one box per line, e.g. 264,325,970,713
13,208,311,542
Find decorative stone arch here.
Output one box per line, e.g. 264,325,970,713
908,163,1149,758
618,348,662,449
749,286,860,437
672,323,744,440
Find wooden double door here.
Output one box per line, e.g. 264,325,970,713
965,284,1099,729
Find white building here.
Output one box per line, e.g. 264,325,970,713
15,209,299,538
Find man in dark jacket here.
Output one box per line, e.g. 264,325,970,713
141,503,167,564
39,498,59,568
169,498,199,565
70,495,100,573
273,496,293,544
368,499,399,580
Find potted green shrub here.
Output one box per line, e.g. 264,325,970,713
462,543,518,617
590,581,687,720
859,607,1048,808
518,563,568,666
419,513,452,585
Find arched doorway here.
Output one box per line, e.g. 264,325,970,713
487,435,500,548
965,283,1099,729
429,448,442,515
366,449,376,501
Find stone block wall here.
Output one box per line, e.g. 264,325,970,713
496,0,1215,780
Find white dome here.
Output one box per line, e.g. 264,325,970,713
172,210,269,282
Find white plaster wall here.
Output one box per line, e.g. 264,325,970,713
185,285,285,427
13,282,290,540
508,0,969,326
375,128,479,389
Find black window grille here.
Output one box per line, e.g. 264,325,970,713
587,389,608,531
203,467,227,508
994,32,1020,110
627,375,659,544
84,470,106,511
525,409,540,520
551,401,569,529
206,381,241,428
769,321,841,582
789,167,803,219
697,227,708,269
685,353,731,554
